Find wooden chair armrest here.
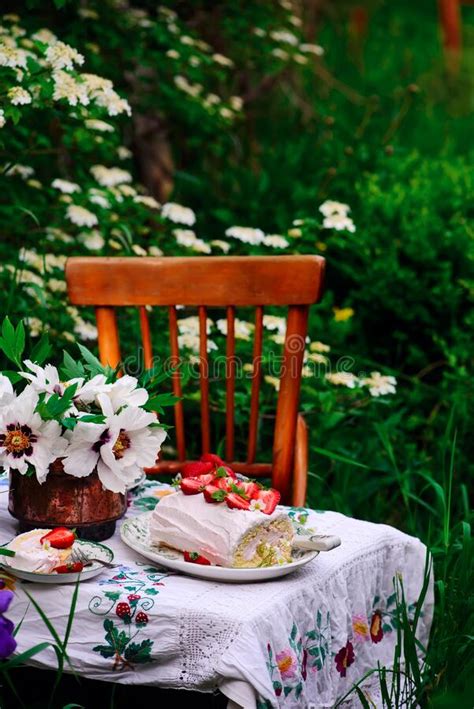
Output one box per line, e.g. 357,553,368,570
292,413,308,507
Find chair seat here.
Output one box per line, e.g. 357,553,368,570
5,479,433,709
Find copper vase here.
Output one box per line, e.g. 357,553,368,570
8,461,127,541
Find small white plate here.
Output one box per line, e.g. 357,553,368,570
0,539,114,584
120,512,318,583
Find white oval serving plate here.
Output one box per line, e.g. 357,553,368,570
120,511,318,583
0,538,114,584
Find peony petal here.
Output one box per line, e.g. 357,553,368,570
63,445,99,478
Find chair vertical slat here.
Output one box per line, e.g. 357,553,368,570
199,305,211,454
138,306,153,370
168,306,186,461
225,306,236,461
272,305,309,503
246,305,264,463
95,306,121,368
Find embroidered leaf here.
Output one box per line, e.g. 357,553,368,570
283,685,293,697
103,618,114,633
92,644,115,659
387,593,397,608
290,623,297,641
317,610,322,627
104,591,120,602
124,639,154,663
373,595,380,605
308,646,320,657
295,683,303,698
145,588,159,596
272,680,282,695
306,630,317,640
383,623,392,632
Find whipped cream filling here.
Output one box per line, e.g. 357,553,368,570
3,529,68,574
150,491,293,567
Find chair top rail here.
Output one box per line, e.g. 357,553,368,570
66,255,325,307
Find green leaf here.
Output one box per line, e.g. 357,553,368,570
124,639,153,663
0,547,16,557
77,343,107,375
61,350,85,380
29,333,52,365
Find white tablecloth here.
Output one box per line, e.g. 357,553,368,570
0,477,434,708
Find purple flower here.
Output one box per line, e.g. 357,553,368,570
0,590,16,659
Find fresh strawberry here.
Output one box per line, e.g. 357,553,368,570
181,461,214,478
225,492,250,511
220,465,237,479
184,551,211,565
256,488,281,515
180,473,214,495
203,485,227,503
214,476,234,492
239,481,261,499
200,453,225,466
54,561,83,574
40,527,76,549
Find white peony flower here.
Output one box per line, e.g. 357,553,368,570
0,387,68,483
52,178,80,194
361,372,397,397
225,226,265,245
8,86,31,105
162,202,196,226
105,376,149,411
0,375,14,407
63,397,167,493
66,204,98,227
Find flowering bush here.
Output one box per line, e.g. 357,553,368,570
0,318,168,493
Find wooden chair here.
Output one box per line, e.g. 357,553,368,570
65,256,325,506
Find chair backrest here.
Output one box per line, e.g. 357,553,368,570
65,255,325,501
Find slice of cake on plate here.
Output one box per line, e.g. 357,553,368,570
150,460,294,568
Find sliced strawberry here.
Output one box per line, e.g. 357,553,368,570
54,561,84,574
225,492,250,511
184,551,211,565
181,461,214,478
214,476,234,492
180,474,214,495
180,477,204,495
239,481,261,499
220,465,237,479
256,488,281,515
203,485,227,503
200,453,225,466
40,527,76,549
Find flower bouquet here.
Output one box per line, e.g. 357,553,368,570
0,318,171,540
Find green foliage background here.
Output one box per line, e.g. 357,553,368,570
0,0,473,706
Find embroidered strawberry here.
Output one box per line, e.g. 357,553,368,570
116,602,131,619
256,488,280,515
200,453,225,466
135,611,149,625
54,561,83,574
40,527,76,549
203,485,227,503
181,461,214,478
184,551,211,565
179,474,214,495
127,594,141,602
225,492,250,511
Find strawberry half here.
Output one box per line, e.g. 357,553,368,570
256,489,281,515
181,461,214,478
214,476,234,492
54,561,84,574
180,473,215,495
239,481,261,499
200,453,225,466
40,527,76,549
225,492,250,511
184,551,211,565
203,485,227,503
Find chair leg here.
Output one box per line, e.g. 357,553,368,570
292,414,308,507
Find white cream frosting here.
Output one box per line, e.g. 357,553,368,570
150,491,292,566
4,529,68,574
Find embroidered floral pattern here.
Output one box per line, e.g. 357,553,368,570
89,563,169,670
266,623,304,699
334,640,355,677
305,609,330,671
